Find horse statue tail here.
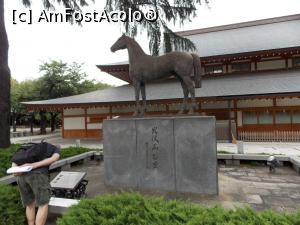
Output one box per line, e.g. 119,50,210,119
191,53,202,88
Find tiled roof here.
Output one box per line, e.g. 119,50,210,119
23,70,300,106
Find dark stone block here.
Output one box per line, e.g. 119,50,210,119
174,117,218,194
103,116,218,195
103,119,138,188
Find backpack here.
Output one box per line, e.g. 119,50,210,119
11,141,48,165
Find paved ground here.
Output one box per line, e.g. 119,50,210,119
218,142,300,156
46,160,300,225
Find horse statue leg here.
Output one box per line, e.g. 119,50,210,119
182,76,198,114
140,83,146,116
177,78,189,114
133,81,141,117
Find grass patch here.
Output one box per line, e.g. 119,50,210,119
0,145,96,178
0,183,26,225
218,150,234,154
59,147,97,159
58,192,300,225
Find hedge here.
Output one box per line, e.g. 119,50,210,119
0,183,25,225
0,144,20,178
58,192,300,225
0,145,95,178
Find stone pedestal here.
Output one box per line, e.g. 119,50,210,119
103,116,218,195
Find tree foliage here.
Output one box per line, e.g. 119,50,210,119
38,60,111,100
105,0,209,55
0,0,94,147
10,60,111,132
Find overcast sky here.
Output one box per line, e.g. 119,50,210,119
4,0,300,86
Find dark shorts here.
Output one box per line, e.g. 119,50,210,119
17,172,50,207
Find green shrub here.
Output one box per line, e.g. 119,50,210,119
0,183,25,225
58,192,300,225
0,144,20,177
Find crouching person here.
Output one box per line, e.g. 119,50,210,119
12,143,60,225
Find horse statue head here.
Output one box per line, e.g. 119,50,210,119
110,34,130,53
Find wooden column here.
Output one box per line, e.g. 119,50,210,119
234,100,238,140
272,98,276,126
109,105,113,119
166,104,169,114
84,108,87,137
61,109,65,138
228,100,232,142
198,101,202,114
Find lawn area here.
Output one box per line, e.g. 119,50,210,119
0,144,96,178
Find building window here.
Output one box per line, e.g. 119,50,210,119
259,111,273,124
205,65,223,74
292,57,300,67
275,111,291,124
243,111,257,125
292,111,300,123
231,62,251,73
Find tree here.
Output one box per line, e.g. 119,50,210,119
11,79,21,132
1,0,204,147
0,0,91,148
106,0,209,55
10,78,42,133
38,60,111,133
0,0,11,147
9,61,110,135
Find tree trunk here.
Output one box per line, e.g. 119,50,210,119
30,113,34,134
50,112,57,132
12,111,16,132
40,111,47,135
0,0,11,148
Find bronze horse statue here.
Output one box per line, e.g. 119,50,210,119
111,34,202,116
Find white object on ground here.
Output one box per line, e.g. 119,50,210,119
49,197,80,208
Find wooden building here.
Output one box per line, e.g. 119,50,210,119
24,14,300,142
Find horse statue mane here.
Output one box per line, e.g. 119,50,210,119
111,34,202,116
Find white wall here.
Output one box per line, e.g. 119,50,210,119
87,107,109,114
202,101,228,109
146,105,166,112
169,103,181,111
64,117,85,130
237,99,273,108
257,59,285,70
112,106,133,113
64,108,84,116
276,97,300,106
87,123,102,129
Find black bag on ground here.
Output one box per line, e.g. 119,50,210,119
11,141,48,165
